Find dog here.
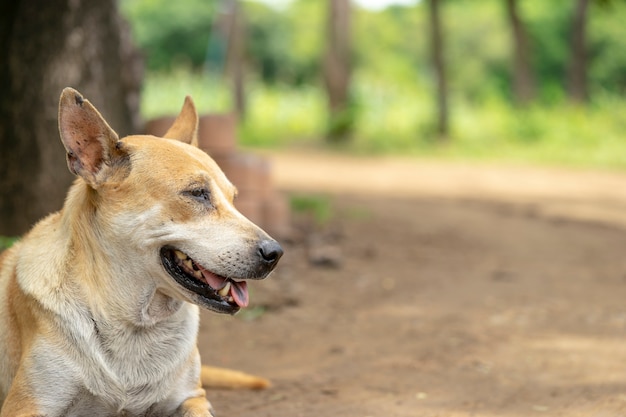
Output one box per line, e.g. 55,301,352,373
0,88,283,416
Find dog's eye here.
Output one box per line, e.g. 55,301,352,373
186,188,211,203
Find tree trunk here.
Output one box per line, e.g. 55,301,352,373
223,0,247,119
567,0,589,103
0,0,142,236
231,6,247,119
323,0,353,141
428,0,449,139
505,0,536,105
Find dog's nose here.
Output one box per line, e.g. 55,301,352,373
258,239,283,267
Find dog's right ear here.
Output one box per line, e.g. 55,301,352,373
58,87,128,186
163,96,199,147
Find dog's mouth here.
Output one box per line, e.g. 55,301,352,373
160,247,248,314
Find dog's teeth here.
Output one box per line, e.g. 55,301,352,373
193,270,203,280
174,250,187,260
184,259,193,271
218,281,231,297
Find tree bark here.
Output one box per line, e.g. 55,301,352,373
231,5,247,119
323,0,353,141
428,0,449,139
505,0,536,105
567,0,589,103
0,0,142,236
222,0,247,119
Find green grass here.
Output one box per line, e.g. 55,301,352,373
0,236,19,251
290,194,333,226
418,96,626,169
140,69,626,170
236,305,268,321
141,69,233,117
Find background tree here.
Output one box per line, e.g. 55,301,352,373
567,0,589,103
505,0,535,105
323,0,354,141
228,1,247,118
428,0,449,139
121,0,215,72
210,0,247,118
243,0,322,87
0,0,142,236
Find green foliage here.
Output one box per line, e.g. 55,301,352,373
445,0,510,101
290,195,333,226
119,0,216,71
245,0,324,85
522,0,570,102
236,305,267,320
239,81,326,147
589,0,626,94
128,0,626,170
325,94,361,143
0,236,18,251
140,70,232,117
121,0,626,95
141,68,626,169
354,3,425,86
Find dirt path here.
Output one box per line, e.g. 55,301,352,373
198,152,626,417
266,151,626,228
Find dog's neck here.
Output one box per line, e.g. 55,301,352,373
140,288,185,326
57,181,186,327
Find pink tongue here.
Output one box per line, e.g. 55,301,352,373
198,265,249,308
230,281,249,308
198,266,225,289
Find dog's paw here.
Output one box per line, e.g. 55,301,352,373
177,408,216,417
175,397,216,417
180,411,215,417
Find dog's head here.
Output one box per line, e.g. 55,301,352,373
58,87,282,315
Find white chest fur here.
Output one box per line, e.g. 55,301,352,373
29,303,201,416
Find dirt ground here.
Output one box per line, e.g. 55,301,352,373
198,152,626,417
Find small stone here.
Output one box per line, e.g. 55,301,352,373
308,244,342,268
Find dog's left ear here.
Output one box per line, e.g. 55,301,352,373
163,96,199,147
58,87,128,186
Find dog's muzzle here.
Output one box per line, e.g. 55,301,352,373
160,241,283,314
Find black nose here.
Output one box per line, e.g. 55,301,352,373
258,239,283,267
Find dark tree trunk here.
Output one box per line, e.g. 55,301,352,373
231,8,247,120
0,0,143,236
222,0,247,119
567,0,589,103
505,0,536,105
323,0,353,141
428,0,449,139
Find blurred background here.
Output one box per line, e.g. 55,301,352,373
128,0,626,161
1,0,626,236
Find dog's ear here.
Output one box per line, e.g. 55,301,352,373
163,96,199,146
58,87,128,186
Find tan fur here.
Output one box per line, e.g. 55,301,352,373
0,88,282,417
200,366,271,390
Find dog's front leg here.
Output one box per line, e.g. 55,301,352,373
0,371,46,417
0,396,43,417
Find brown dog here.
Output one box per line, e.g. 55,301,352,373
0,88,282,416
